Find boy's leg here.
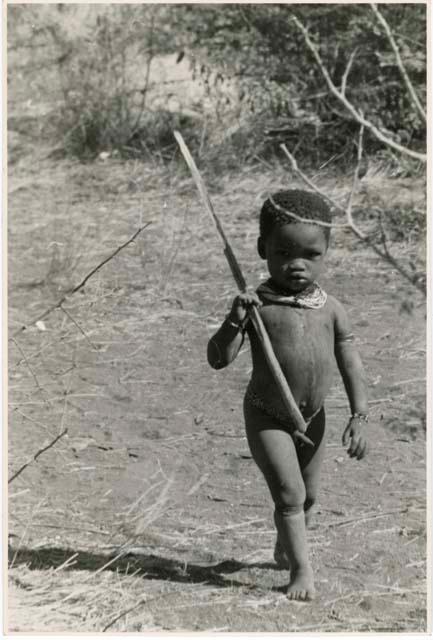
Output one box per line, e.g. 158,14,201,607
244,399,315,601
298,408,326,528
275,407,326,562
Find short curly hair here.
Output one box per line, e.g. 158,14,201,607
260,190,332,242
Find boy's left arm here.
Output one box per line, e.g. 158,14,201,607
332,298,369,460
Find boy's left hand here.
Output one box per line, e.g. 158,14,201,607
342,417,368,460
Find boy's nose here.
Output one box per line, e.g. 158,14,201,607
289,260,306,272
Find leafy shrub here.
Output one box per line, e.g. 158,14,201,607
175,4,426,164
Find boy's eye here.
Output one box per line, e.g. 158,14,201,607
308,251,322,259
278,250,292,257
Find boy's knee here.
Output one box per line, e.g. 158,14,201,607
274,503,304,517
273,481,306,514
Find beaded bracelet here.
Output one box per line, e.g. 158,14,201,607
225,315,247,331
350,413,369,422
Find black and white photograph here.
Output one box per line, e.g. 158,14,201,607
6,2,428,633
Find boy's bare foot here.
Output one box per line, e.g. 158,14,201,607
286,566,315,601
273,537,290,569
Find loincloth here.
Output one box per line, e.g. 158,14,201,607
245,386,321,429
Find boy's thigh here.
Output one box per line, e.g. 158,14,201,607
244,400,305,505
299,408,327,498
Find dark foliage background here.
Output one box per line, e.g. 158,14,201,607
8,3,426,167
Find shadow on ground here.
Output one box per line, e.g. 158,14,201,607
9,546,286,593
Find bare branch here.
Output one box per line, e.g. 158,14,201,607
341,48,358,97
346,123,365,226
8,429,68,485
370,3,426,125
279,140,425,295
280,144,346,217
69,222,152,295
11,222,152,339
291,16,426,163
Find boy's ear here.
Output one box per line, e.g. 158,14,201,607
257,237,266,259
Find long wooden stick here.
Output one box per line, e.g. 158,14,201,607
174,131,310,443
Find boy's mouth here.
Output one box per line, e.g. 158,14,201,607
287,274,308,283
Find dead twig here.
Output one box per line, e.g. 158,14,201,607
8,428,68,485
11,522,112,536
13,408,55,435
53,552,79,573
9,497,46,569
60,305,98,351
192,517,266,536
370,3,426,125
391,377,426,386
11,222,152,338
102,597,147,632
292,15,426,162
102,591,179,633
341,48,358,97
324,587,422,608
187,473,210,496
322,507,411,529
10,338,52,406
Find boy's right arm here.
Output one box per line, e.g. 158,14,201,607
207,293,261,369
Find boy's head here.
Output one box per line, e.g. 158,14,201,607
259,190,332,244
258,190,332,294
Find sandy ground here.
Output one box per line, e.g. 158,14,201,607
7,148,427,632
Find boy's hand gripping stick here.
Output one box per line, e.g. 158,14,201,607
174,131,313,447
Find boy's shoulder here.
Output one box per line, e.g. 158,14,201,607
325,294,348,319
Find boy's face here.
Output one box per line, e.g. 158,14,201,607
258,222,328,293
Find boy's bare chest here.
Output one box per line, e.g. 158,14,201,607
248,303,336,403
253,304,334,365
258,304,333,345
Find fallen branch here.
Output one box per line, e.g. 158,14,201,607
370,3,426,125
292,15,426,162
11,222,152,338
8,428,68,485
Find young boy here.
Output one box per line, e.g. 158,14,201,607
207,190,368,602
